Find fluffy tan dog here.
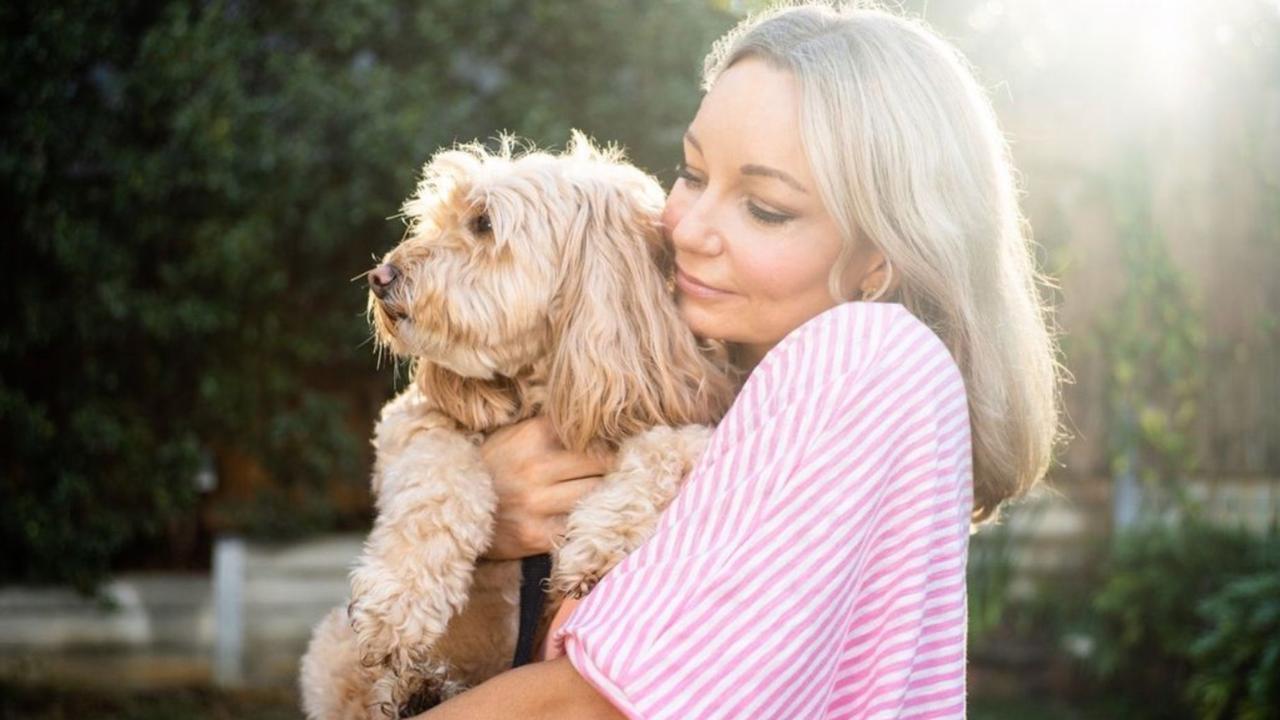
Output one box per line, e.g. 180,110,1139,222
299,131,735,718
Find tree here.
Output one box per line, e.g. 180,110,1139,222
0,0,733,590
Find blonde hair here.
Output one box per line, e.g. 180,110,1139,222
703,2,1062,527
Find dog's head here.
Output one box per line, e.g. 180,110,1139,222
368,131,733,448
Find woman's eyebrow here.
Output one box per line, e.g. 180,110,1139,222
741,164,808,194
683,130,808,195
684,130,703,154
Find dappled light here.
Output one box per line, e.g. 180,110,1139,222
2,1,1277,717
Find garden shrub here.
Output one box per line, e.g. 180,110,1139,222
1019,519,1279,719
1,0,733,591
1187,564,1280,719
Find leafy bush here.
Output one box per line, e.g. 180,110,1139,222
967,517,1020,645
1188,570,1280,719
1016,519,1280,719
0,0,733,590
1090,522,1257,683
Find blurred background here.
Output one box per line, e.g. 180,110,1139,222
2,0,1277,718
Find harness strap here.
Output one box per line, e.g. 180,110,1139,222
511,553,553,667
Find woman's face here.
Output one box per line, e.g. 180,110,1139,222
662,57,867,365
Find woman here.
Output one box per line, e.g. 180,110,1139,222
416,2,1059,718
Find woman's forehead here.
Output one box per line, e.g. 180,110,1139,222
687,58,813,188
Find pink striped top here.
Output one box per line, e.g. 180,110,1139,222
551,301,973,719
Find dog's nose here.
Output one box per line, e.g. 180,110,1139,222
368,264,401,298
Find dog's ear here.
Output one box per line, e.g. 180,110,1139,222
546,144,734,451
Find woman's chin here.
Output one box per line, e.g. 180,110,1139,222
678,298,731,342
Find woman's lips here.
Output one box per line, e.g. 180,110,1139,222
675,266,733,299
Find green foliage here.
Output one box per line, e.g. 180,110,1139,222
1090,522,1257,687
966,501,1048,645
1096,154,1205,517
1019,520,1280,719
0,0,733,590
1188,572,1280,720
967,520,1019,644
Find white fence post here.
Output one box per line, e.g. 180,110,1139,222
213,535,246,686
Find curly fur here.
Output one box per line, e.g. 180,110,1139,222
299,131,735,718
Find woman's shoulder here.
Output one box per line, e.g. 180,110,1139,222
715,301,965,456
753,300,956,389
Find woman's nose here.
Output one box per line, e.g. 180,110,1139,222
667,194,721,256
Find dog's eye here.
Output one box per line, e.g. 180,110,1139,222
470,213,492,235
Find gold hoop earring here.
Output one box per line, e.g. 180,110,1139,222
860,259,894,302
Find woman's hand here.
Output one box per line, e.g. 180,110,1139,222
480,416,614,560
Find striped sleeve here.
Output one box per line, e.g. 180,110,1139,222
552,302,973,720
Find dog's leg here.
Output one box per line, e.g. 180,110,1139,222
348,423,496,712
300,605,388,720
551,424,712,598
429,558,522,688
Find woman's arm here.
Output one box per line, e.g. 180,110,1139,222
413,656,626,720
541,305,972,719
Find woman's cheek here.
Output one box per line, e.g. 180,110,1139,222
732,241,787,302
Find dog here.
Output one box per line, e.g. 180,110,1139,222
299,131,736,718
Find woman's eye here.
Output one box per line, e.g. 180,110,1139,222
747,201,794,226
674,162,705,188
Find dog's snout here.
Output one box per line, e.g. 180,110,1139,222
368,264,401,298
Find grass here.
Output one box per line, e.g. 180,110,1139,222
0,682,298,720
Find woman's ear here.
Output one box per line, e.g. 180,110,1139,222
847,247,896,301
546,169,734,452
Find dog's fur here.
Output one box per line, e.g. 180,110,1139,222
299,132,736,718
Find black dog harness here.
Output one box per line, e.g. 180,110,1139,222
511,553,553,667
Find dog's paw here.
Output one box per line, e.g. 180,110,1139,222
550,534,618,599
347,594,404,672
551,568,602,599
347,572,447,676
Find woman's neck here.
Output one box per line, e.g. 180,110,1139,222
730,342,773,375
